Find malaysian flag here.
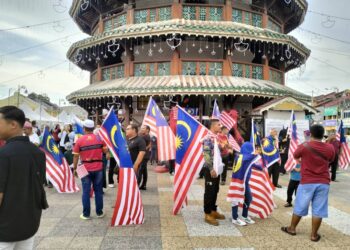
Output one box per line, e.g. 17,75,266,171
284,111,299,172
211,99,236,129
337,120,350,170
261,136,280,168
72,116,84,142
228,134,241,152
227,146,261,204
221,111,236,130
142,98,157,137
173,106,209,215
40,129,79,193
247,167,275,219
142,97,176,161
99,108,144,226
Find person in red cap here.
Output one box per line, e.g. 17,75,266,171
73,119,108,220
23,121,40,146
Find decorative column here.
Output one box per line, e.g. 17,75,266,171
263,57,269,81
123,42,134,77
127,1,134,24
171,49,181,75
98,15,103,33
96,63,102,81
172,0,181,19
262,5,268,29
224,0,232,21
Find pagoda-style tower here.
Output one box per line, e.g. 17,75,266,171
67,0,310,126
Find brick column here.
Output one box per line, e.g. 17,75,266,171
96,63,102,81
225,0,232,21
171,49,181,75
127,2,134,24
262,6,268,29
172,0,181,19
98,15,103,33
263,58,269,81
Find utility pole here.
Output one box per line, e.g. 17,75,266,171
16,85,28,107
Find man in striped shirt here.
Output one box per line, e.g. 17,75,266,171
73,119,108,220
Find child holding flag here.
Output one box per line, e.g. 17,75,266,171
228,142,263,226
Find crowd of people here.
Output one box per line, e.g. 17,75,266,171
0,105,345,249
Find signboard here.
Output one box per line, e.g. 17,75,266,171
265,119,310,143
324,106,338,116
323,119,337,127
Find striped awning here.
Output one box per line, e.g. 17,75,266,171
67,75,310,102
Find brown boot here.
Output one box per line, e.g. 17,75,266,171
204,213,219,226
211,211,225,220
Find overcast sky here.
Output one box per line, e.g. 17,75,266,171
0,0,349,105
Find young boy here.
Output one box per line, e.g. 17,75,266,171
284,163,301,207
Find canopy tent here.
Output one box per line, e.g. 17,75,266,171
34,107,57,122
57,110,72,124
19,104,41,121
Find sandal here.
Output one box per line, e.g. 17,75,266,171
284,203,293,207
311,234,321,242
281,226,296,236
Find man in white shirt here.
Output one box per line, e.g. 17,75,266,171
23,121,40,146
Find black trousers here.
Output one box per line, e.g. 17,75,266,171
330,155,338,181
108,157,117,184
169,159,175,174
137,159,148,188
203,168,220,214
221,155,230,182
280,153,287,174
286,180,300,204
268,162,280,187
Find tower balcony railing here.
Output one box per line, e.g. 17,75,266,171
182,4,224,22
90,60,284,85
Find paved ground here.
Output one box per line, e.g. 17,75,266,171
35,166,350,249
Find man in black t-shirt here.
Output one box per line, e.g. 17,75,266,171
126,124,146,176
138,125,151,190
0,106,46,248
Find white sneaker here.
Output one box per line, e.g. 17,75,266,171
80,214,91,220
242,216,255,224
232,218,247,226
108,184,115,188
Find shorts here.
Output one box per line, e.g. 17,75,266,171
293,183,329,218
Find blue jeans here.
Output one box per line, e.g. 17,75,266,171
81,170,104,217
293,183,329,218
232,183,252,220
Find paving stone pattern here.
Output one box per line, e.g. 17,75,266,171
35,166,350,249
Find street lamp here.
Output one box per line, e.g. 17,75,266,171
16,85,28,107
8,88,15,105
58,98,66,122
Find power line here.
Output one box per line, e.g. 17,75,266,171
308,10,350,21
0,33,80,57
0,18,71,32
310,56,350,75
298,27,350,45
312,47,350,57
0,60,68,85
